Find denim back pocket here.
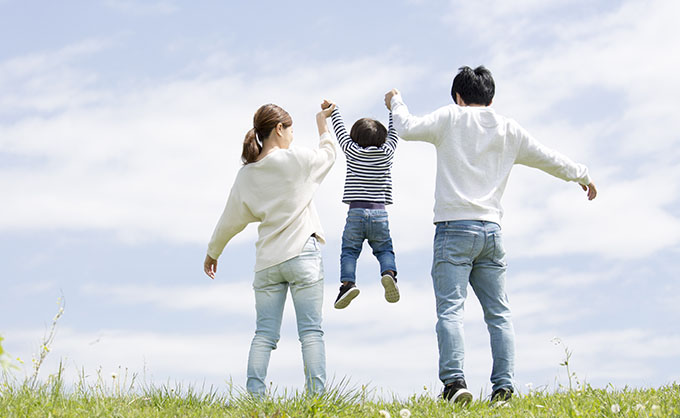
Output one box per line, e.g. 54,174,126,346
490,231,507,267
435,227,478,266
343,214,366,242
369,214,390,241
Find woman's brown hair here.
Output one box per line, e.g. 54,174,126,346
242,104,293,165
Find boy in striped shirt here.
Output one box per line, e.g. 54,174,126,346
326,101,400,309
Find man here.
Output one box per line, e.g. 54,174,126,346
385,65,597,403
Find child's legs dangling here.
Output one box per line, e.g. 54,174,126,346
340,209,368,283
366,209,396,276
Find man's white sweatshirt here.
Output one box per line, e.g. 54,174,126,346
207,133,336,272
390,95,592,225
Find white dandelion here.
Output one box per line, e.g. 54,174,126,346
400,408,411,418
111,372,118,379
611,403,621,413
378,410,391,418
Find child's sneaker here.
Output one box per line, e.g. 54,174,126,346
334,282,360,309
380,273,400,303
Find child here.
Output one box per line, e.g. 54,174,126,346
326,101,400,309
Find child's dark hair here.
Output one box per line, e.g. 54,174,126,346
451,65,495,106
350,118,387,148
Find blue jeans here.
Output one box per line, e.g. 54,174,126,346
247,236,326,396
340,208,397,283
432,221,515,392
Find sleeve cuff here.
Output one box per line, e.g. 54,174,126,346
206,248,221,260
581,173,593,186
390,94,405,110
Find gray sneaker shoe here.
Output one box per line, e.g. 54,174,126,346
380,273,400,303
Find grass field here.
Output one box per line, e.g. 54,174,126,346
2,302,678,417
1,369,679,417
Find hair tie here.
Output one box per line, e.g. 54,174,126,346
253,127,262,146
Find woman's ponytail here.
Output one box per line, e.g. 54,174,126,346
240,104,293,165
241,127,262,165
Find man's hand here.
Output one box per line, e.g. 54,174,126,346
384,88,400,110
580,182,597,201
204,254,217,279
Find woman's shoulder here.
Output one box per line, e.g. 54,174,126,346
286,145,317,162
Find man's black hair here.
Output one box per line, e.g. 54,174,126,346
451,65,495,106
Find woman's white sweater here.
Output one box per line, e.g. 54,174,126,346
207,133,336,271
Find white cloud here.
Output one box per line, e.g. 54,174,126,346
0,46,423,249
82,282,256,314
4,0,680,262
0,39,112,113
434,0,680,260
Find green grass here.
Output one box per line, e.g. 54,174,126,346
1,370,679,418
3,304,679,417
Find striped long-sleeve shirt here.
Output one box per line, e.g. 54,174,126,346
330,107,399,204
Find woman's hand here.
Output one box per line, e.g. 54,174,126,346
204,254,218,279
316,99,336,136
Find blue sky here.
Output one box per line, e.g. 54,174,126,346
2,0,679,399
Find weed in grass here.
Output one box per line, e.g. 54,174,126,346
28,295,65,390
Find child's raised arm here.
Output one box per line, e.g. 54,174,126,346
383,112,399,154
329,105,353,153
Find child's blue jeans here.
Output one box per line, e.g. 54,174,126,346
340,208,397,283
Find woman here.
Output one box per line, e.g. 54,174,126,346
203,101,336,396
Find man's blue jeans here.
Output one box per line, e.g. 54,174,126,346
340,208,397,283
247,236,326,396
432,221,515,392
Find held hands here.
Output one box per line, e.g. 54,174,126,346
384,88,400,110
316,99,336,136
318,99,336,118
204,254,217,279
580,182,598,201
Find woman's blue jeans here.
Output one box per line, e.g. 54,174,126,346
246,236,326,396
432,221,515,392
